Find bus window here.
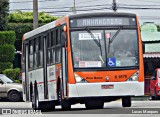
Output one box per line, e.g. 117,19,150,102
29,40,34,70
51,49,55,64
39,36,43,67
71,30,105,68
56,29,60,45
55,47,61,63
47,33,51,65
52,30,56,46
34,38,39,68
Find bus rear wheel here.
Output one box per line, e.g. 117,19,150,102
85,100,104,109
122,96,131,107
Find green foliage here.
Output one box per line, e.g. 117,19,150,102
0,62,12,73
7,23,33,41
0,44,15,62
0,0,9,31
2,68,20,81
0,31,16,45
8,11,59,51
8,11,58,23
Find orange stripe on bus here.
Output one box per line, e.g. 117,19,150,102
136,16,144,82
66,17,76,84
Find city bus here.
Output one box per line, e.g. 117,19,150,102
22,12,144,110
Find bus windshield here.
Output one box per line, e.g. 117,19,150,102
71,29,139,68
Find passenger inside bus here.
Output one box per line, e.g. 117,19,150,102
114,44,133,58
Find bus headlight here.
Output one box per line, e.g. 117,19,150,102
74,74,88,83
127,70,139,81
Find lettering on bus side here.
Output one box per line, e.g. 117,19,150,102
114,75,127,79
86,77,103,79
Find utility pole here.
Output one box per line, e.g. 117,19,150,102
33,0,38,29
112,0,117,12
73,0,76,14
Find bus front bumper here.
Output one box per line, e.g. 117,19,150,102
68,82,144,97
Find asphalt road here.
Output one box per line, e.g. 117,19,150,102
0,99,160,116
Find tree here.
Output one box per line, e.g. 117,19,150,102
0,31,16,73
0,0,9,31
8,11,59,51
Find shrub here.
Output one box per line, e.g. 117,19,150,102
0,44,15,62
2,68,20,81
0,62,13,73
0,31,16,45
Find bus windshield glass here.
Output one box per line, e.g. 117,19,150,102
71,29,139,68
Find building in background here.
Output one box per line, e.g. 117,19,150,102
141,22,160,95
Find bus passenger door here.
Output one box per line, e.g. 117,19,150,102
61,29,68,97
24,44,29,101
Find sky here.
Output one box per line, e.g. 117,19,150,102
9,0,160,25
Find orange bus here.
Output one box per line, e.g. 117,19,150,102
22,12,144,110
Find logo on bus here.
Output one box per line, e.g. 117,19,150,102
107,58,116,67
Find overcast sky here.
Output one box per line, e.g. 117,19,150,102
9,0,160,24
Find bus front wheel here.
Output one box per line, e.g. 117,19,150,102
122,96,131,107
58,85,71,110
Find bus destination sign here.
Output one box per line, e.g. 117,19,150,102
70,17,136,27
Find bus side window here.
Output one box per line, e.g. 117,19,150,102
51,30,56,64
39,36,43,67
55,47,61,63
47,32,51,65
55,28,61,63
29,40,34,70
34,38,39,68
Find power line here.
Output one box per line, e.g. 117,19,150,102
9,3,111,11
135,0,160,4
10,0,59,3
45,7,111,13
119,6,160,10
119,3,160,6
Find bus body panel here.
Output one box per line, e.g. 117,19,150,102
75,70,138,83
68,82,144,97
28,68,44,101
47,65,57,100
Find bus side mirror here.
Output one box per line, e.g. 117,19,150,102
142,43,145,54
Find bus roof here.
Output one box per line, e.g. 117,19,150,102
68,12,136,19
23,16,68,40
23,12,136,40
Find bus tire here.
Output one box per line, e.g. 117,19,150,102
58,85,71,110
122,96,131,107
32,82,41,110
85,100,104,109
30,82,33,102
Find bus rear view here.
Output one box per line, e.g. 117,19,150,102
67,13,144,109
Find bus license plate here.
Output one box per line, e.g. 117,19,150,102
101,85,114,89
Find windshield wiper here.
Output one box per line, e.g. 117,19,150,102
109,27,121,44
108,27,121,53
85,27,101,47
85,27,104,63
